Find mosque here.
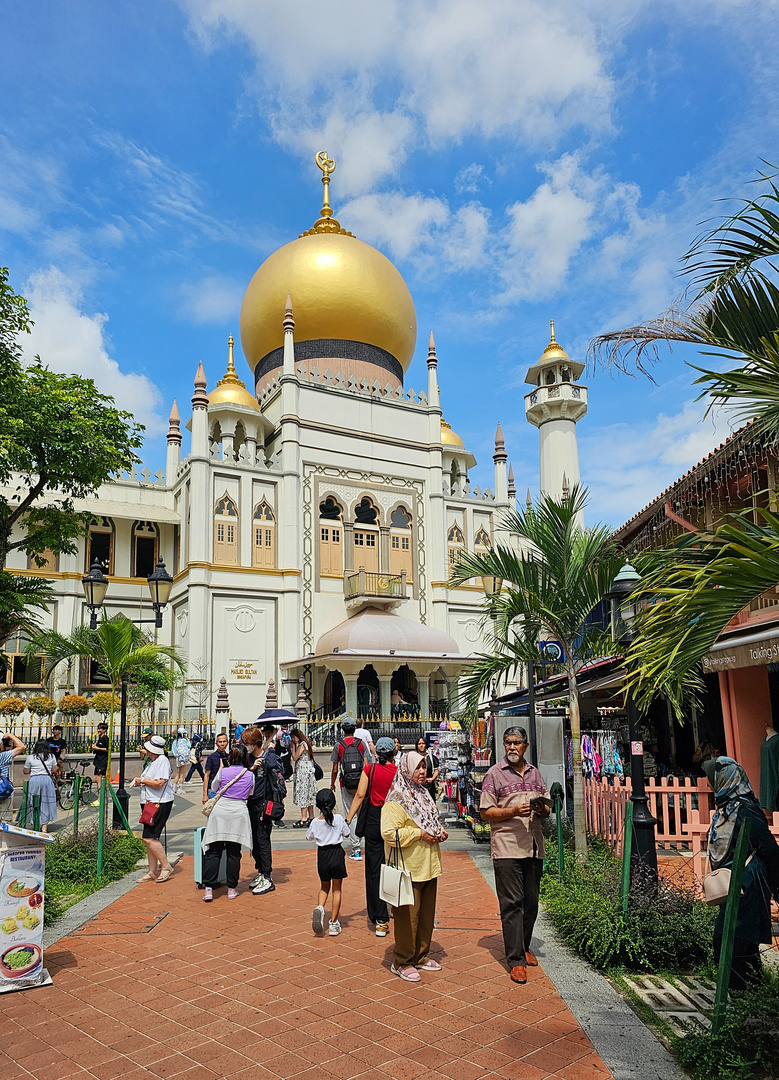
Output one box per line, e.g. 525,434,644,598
7,154,588,722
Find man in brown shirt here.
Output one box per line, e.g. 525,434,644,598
480,726,550,984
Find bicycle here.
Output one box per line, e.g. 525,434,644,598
58,761,94,809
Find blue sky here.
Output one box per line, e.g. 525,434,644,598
2,0,778,526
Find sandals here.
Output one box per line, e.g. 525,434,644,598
137,872,157,883
156,868,174,884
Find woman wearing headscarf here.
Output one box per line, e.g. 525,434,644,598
346,736,398,937
704,756,779,989
380,751,448,982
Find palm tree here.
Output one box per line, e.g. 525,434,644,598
449,485,626,855
30,614,184,781
590,168,779,713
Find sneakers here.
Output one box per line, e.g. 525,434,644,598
312,905,326,936
328,920,342,936
249,873,263,888
227,888,239,900
375,921,389,938
274,820,287,829
203,888,213,902
252,877,275,895
348,850,362,860
391,963,421,983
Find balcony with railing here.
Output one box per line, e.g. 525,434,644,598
343,568,408,610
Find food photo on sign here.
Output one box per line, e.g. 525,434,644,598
0,822,53,993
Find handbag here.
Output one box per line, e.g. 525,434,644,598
379,829,414,907
702,852,753,907
139,801,160,826
313,759,324,782
202,768,249,818
354,765,374,839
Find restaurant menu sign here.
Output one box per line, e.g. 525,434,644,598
0,844,46,991
702,634,779,673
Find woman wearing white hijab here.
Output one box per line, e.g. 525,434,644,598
380,750,448,983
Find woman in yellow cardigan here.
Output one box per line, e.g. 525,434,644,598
381,751,448,982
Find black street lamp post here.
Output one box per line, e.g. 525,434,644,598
81,557,175,826
606,563,658,885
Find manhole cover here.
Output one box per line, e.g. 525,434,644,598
72,911,170,936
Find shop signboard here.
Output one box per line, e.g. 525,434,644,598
702,633,779,673
0,823,53,993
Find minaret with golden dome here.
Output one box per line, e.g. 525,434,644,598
525,320,588,519
239,152,417,396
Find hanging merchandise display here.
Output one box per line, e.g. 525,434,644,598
438,721,491,843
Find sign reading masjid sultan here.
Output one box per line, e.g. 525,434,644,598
230,660,259,681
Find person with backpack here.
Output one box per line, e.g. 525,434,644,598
185,734,206,783
242,723,286,895
330,719,369,860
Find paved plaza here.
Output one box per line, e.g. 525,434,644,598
5,847,613,1080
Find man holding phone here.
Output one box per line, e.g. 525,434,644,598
479,726,550,985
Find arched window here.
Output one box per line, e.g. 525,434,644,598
86,516,114,574
447,521,465,570
214,495,238,564
353,497,379,572
133,521,158,578
234,421,247,458
450,460,458,493
545,368,556,385
319,497,343,575
474,526,491,550
390,505,413,579
252,501,275,569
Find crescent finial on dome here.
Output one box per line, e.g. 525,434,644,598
309,151,350,235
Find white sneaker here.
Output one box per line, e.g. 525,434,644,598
348,850,362,861
312,905,325,936
328,920,342,936
249,873,263,889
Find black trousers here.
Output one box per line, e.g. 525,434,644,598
714,933,762,991
364,804,388,924
493,857,543,968
247,801,273,876
203,840,241,888
185,762,205,782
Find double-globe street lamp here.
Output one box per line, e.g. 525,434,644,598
606,562,658,885
81,557,174,824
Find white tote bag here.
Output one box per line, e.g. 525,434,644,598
379,830,414,907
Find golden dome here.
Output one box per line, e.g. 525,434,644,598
240,153,416,378
525,319,584,384
440,418,464,448
208,337,260,412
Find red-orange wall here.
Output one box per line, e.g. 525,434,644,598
720,666,770,790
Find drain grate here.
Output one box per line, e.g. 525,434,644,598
621,975,715,1034
72,911,170,936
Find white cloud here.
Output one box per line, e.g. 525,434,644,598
455,164,489,195
341,192,449,261
21,268,165,436
177,274,242,324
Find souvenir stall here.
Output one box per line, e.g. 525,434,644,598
433,719,492,842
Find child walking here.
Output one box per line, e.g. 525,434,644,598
307,789,349,937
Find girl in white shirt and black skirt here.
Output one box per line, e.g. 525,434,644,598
307,788,349,938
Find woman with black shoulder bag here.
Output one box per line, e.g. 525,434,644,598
346,736,398,938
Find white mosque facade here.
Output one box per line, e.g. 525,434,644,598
4,157,588,723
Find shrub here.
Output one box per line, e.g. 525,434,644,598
89,692,119,717
44,826,145,925
26,694,57,719
58,694,90,717
672,972,779,1080
0,696,26,716
541,838,717,972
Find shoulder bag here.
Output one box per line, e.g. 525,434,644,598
202,768,249,818
354,765,374,839
702,851,753,907
379,828,414,907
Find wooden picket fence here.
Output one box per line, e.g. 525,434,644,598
583,774,779,890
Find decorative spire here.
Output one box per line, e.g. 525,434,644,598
562,472,569,498
212,335,252,396
493,421,507,464
227,335,236,375
264,678,278,711
302,151,353,236
508,463,516,499
427,331,437,368
166,400,182,445
295,684,308,719
215,676,230,713
283,292,295,334
191,361,208,409
526,488,533,508
549,318,556,343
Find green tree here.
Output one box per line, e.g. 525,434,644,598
589,170,779,712
129,666,178,727
448,486,625,855
30,615,184,780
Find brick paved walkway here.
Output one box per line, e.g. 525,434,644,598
4,850,613,1080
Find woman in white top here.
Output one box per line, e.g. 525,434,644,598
173,728,191,792
21,740,57,831
130,735,176,883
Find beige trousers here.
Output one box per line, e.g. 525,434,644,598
392,876,438,967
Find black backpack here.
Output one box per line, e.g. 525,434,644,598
339,737,365,791
264,757,287,820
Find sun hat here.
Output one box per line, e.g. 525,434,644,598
177,727,187,735
144,734,167,756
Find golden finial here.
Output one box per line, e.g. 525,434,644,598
304,151,352,237
549,319,556,343
227,335,235,374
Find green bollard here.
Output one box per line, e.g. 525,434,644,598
96,776,106,881
621,801,634,916
73,775,81,834
32,794,41,832
556,794,565,877
712,817,752,1035
20,780,28,828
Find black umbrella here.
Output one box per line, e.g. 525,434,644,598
255,708,297,723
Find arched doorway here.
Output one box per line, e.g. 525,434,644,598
357,664,380,719
323,670,345,717
391,664,419,717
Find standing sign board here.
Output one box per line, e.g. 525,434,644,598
0,822,54,993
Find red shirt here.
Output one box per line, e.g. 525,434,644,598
364,762,397,806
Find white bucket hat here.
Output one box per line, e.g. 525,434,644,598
144,734,167,756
